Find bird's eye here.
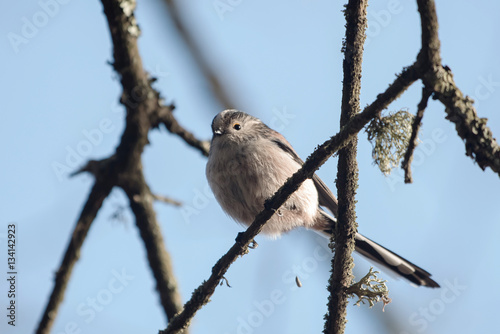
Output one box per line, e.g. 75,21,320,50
233,123,241,130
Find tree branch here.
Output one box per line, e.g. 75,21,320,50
37,1,192,332
416,0,500,176
101,0,187,324
36,180,113,334
153,193,183,206
102,0,211,159
402,86,432,183
416,0,441,72
325,1,367,333
152,106,210,157
119,170,184,320
161,0,238,110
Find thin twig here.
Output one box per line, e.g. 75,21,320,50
402,87,432,183
162,0,237,110
160,62,419,334
153,193,183,207
324,1,367,333
153,106,211,157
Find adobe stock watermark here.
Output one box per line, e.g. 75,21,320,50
51,118,116,182
267,106,295,132
180,184,216,225
55,268,134,334
281,236,332,292
469,74,499,103
365,0,403,46
402,278,467,333
213,0,244,21
224,236,331,334
7,0,73,54
224,289,286,334
52,64,169,182
385,128,448,191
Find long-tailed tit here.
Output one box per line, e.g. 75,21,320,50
206,110,439,288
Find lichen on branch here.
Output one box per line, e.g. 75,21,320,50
346,267,390,308
366,110,415,175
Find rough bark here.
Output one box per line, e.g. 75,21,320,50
324,1,367,333
415,0,500,176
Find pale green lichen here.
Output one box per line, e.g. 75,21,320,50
366,110,414,175
347,267,390,308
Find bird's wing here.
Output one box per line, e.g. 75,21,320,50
311,174,338,216
270,134,338,216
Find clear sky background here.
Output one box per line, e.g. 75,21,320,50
1,1,499,333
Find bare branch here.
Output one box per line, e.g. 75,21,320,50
119,171,184,320
324,1,367,333
36,180,113,334
402,87,432,183
430,68,500,174
416,0,441,71
416,0,500,175
152,106,211,157
37,1,192,332
101,0,186,324
153,193,183,207
100,0,210,158
162,0,238,110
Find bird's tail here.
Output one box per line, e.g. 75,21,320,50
314,211,439,288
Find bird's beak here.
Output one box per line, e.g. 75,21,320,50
214,129,223,136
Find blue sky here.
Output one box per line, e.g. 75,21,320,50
1,0,499,333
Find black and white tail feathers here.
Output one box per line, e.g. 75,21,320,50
315,211,439,288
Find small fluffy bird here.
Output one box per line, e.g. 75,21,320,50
206,110,439,288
